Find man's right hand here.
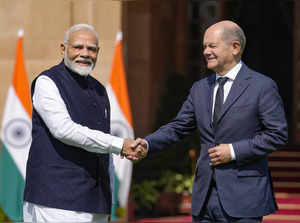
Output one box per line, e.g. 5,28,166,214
131,138,148,161
121,138,148,161
121,138,135,158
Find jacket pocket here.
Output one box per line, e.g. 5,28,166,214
237,169,266,177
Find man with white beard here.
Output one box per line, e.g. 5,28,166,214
23,24,135,222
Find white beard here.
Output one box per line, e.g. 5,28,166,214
64,53,95,77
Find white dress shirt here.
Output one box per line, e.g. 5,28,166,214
213,61,242,160
32,75,124,154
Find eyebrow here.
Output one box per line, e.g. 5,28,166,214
71,43,98,47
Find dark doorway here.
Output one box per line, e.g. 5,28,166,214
226,0,294,144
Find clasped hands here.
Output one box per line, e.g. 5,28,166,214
121,138,148,161
121,140,232,165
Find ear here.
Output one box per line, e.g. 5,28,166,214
60,43,66,56
232,40,241,56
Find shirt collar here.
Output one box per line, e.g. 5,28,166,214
216,61,242,81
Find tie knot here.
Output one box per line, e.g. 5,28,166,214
217,77,228,86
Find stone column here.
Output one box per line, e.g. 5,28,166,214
122,0,189,137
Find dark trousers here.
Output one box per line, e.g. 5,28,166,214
192,182,263,223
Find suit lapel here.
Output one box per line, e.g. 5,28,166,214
206,74,216,122
217,65,251,124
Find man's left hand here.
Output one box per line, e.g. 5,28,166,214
208,144,232,166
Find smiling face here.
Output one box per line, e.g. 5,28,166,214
203,23,241,76
61,29,99,76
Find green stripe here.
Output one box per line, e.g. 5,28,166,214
0,143,25,221
111,172,120,220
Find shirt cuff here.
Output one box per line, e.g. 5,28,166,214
110,136,124,154
145,140,149,151
229,144,236,160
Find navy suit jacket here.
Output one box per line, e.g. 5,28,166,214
145,64,288,217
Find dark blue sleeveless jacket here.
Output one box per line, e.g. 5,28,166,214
24,60,112,214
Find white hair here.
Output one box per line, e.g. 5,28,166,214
64,24,99,45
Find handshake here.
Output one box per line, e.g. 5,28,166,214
121,138,148,161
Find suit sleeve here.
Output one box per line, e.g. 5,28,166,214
233,79,288,165
145,85,198,153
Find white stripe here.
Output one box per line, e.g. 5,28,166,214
1,86,31,179
106,85,134,139
106,84,133,207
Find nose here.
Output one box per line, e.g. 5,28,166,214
80,47,90,58
203,47,210,56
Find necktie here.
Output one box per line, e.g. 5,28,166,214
212,77,228,129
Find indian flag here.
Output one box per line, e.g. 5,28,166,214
0,29,32,221
106,32,133,220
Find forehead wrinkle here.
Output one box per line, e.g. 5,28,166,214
69,30,98,44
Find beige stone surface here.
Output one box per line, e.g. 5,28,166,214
0,0,121,127
93,0,122,84
72,0,93,25
0,1,26,60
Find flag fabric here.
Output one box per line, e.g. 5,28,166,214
0,29,32,221
106,32,133,220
